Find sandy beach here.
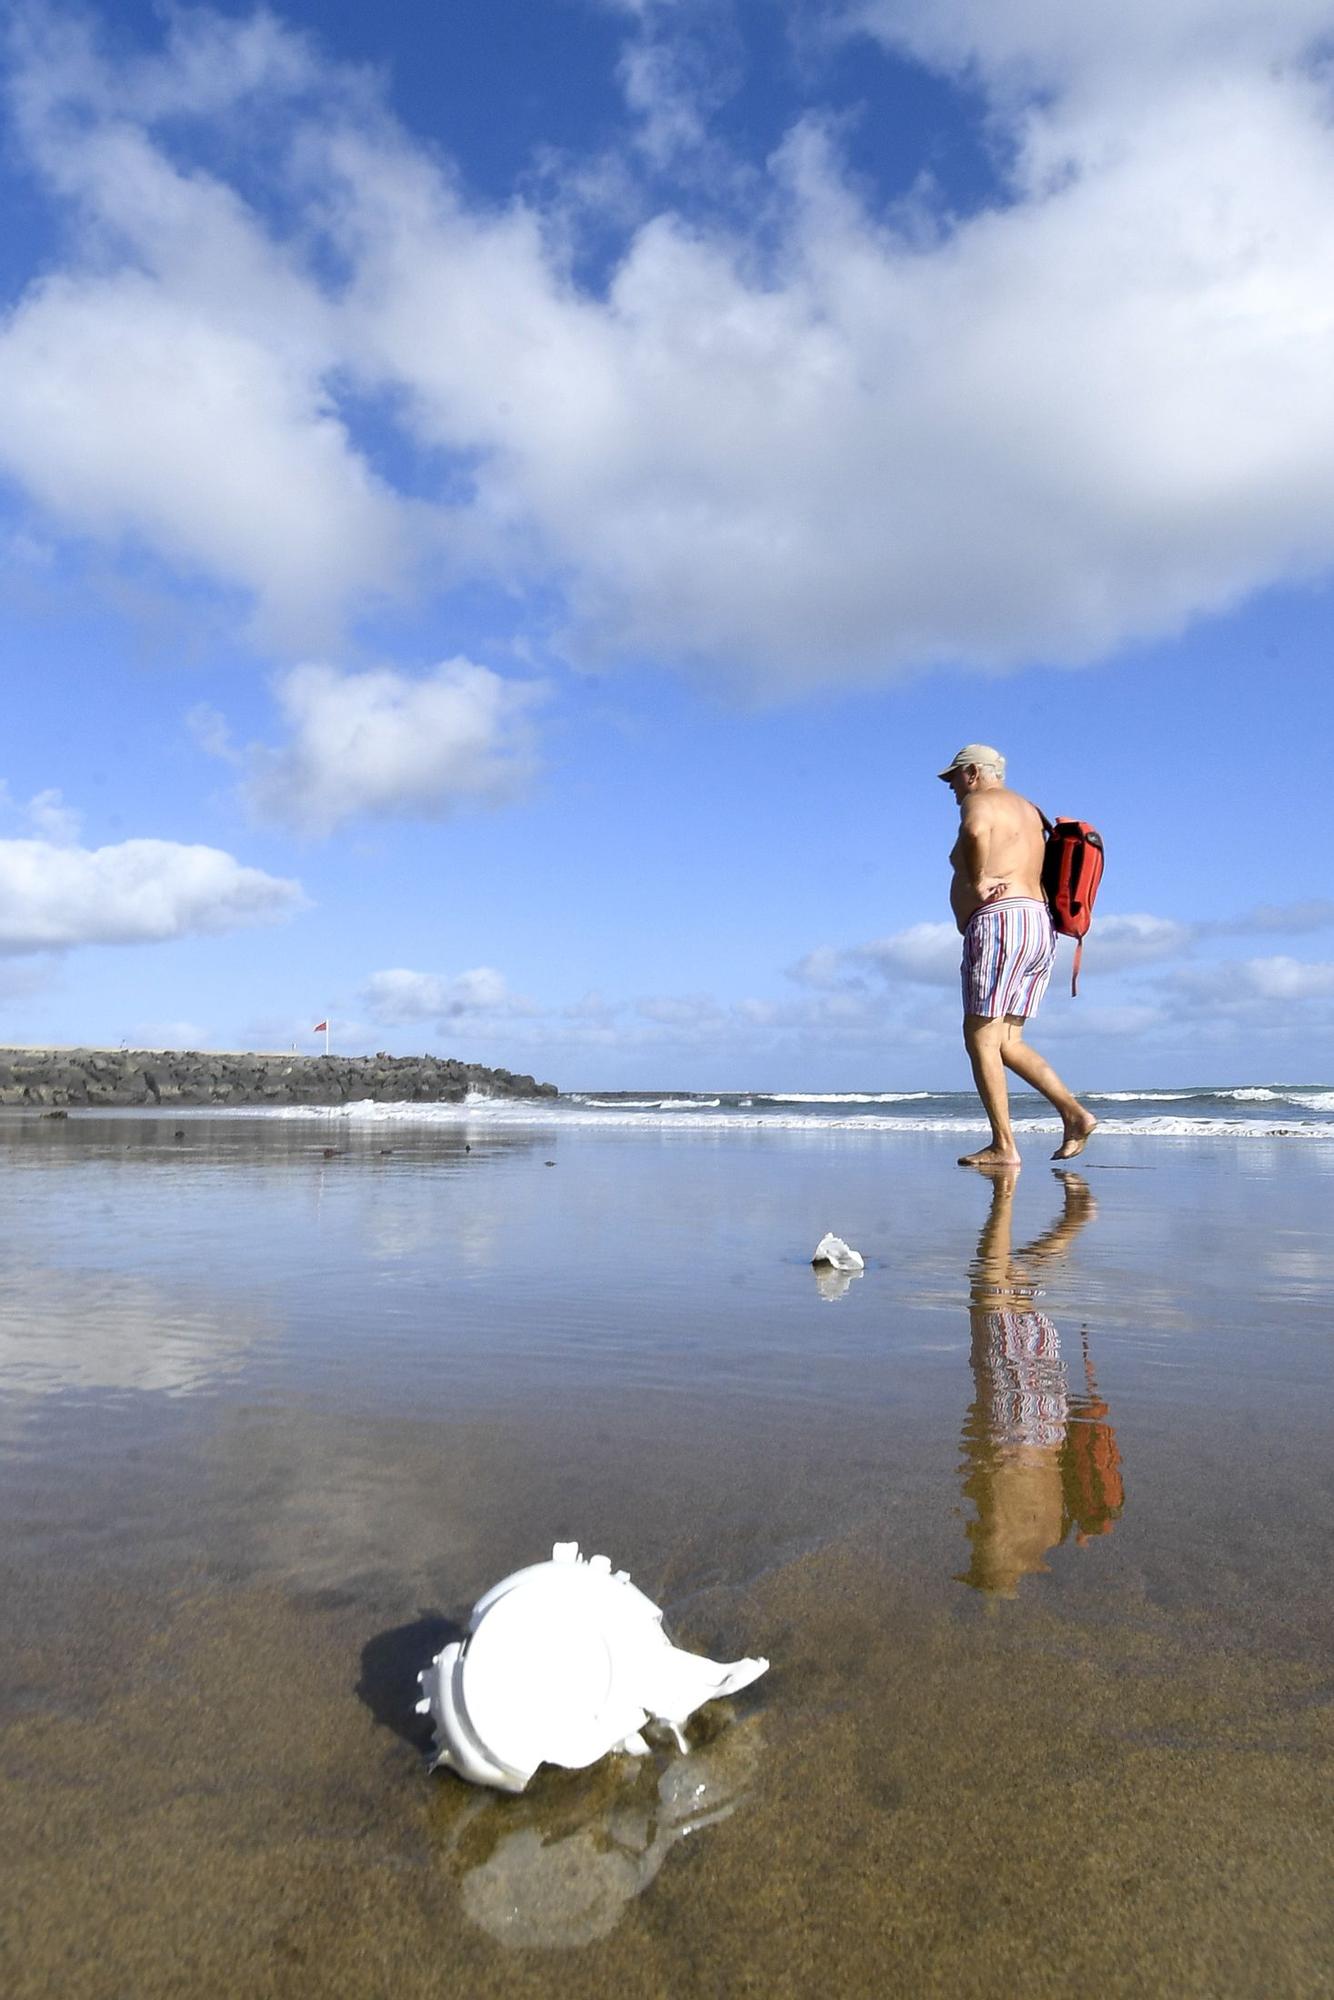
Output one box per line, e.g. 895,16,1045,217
1,1115,1331,1996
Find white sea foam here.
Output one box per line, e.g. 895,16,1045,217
1089,1086,1328,1107
576,1098,672,1109
572,1095,723,1109
265,1099,1334,1140
575,1096,724,1110
1087,1090,1195,1102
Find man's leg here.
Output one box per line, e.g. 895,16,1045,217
959,1014,1022,1167
1000,1020,1097,1160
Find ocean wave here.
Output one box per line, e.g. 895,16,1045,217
267,1099,1334,1140
1087,1085,1333,1108
759,1091,933,1104
1087,1090,1195,1102
572,1096,722,1110
575,1098,673,1109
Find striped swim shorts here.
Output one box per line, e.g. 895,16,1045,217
981,1308,1069,1449
961,898,1056,1020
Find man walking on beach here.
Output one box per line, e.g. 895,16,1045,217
942,745,1096,1168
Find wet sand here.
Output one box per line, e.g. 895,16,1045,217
1,1117,1332,1996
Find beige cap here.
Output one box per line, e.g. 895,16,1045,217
937,743,1005,782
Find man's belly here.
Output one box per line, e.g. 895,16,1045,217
950,875,975,931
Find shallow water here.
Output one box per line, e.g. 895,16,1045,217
1,1114,1331,1996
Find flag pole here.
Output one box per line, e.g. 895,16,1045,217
324,1018,330,1056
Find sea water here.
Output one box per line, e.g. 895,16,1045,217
0,1110,1330,1995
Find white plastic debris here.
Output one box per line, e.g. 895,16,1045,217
811,1232,864,1271
416,1542,769,1794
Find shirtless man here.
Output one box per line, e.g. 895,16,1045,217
941,744,1096,1168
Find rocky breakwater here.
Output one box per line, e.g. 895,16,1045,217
0,1048,558,1110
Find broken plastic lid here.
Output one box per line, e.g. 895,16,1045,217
418,1542,769,1793
812,1232,864,1271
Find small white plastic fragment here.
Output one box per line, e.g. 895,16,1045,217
418,1543,769,1793
811,1232,864,1271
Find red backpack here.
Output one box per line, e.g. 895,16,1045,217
1039,814,1104,994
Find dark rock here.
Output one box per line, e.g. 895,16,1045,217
0,1047,557,1110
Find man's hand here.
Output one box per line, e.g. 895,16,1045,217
979,879,1010,905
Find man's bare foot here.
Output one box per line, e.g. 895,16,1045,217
1052,1168,1096,1213
958,1145,1022,1169
1052,1109,1097,1160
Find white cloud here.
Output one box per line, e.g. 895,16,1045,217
1208,899,1334,936
0,836,305,952
804,904,1326,998
1084,913,1193,971
185,703,239,764
858,922,963,987
123,1019,214,1051
790,921,962,989
241,659,544,836
1232,955,1334,1001
636,992,722,1025
1,782,81,843
775,897,1334,1066
362,966,528,1024
4,5,1334,686
24,788,81,844
0,267,408,649
347,894,1334,1080
0,9,408,648
1036,1000,1166,1041
608,0,744,169
297,21,1334,683
847,0,1333,100
785,945,854,991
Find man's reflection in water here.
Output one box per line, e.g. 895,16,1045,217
958,1169,1124,1597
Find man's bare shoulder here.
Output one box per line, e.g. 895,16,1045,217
972,786,1042,823
1006,788,1045,825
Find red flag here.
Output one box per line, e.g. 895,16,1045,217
312,1020,327,1033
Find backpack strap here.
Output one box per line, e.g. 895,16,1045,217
1067,830,1087,915
1071,937,1083,997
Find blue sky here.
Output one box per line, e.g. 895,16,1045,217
1,0,1333,1089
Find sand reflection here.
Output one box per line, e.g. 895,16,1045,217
958,1170,1124,1596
